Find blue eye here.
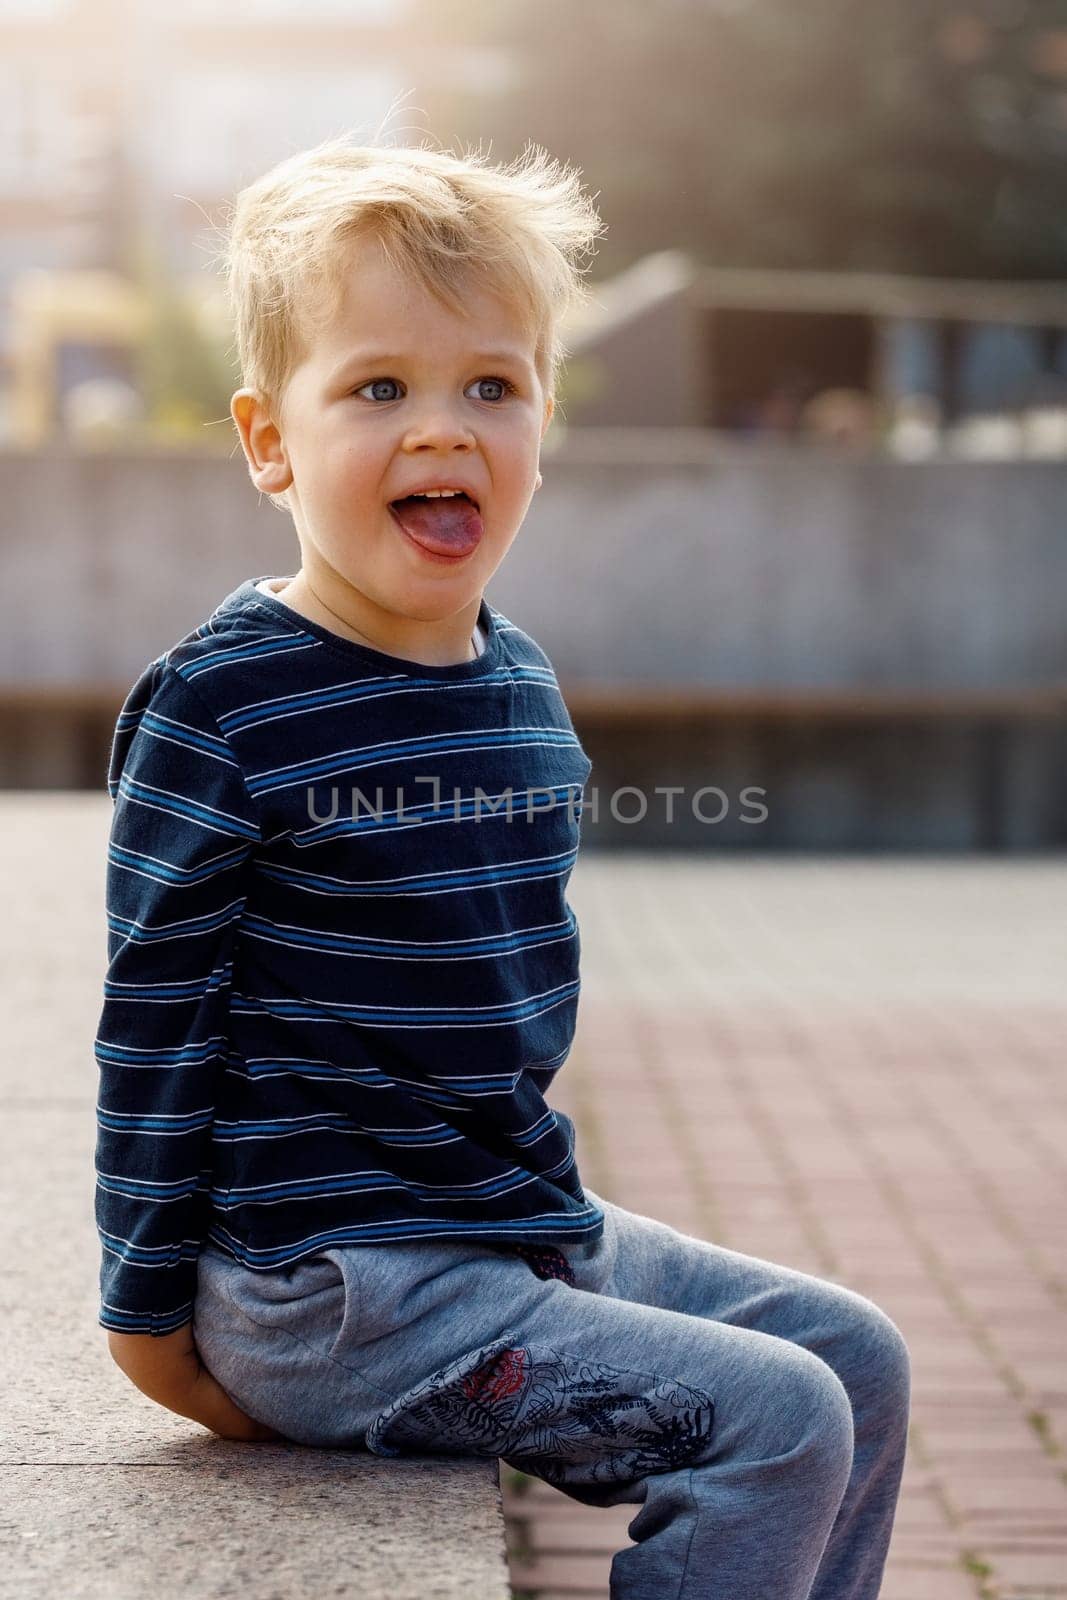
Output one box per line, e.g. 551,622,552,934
355,372,511,400
356,378,402,402
469,377,515,402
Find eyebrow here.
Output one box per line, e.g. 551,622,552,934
328,348,532,383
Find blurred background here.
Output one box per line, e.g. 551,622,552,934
5,8,1066,1599
1,0,1065,849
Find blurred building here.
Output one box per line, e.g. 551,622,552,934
562,251,1067,457
0,0,515,439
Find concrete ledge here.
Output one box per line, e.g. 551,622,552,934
3,1455,511,1600
1,805,511,1600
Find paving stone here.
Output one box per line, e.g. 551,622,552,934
878,1567,984,1600
981,1545,1067,1587
507,1552,613,1592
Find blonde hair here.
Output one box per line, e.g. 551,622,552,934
213,132,605,511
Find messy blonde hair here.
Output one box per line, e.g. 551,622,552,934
213,132,605,511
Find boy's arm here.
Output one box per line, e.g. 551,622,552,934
106,1326,281,1441
94,663,260,1342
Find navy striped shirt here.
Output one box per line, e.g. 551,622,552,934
94,577,604,1335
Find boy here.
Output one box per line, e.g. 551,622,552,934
97,136,909,1599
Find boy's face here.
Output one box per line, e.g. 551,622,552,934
231,235,553,652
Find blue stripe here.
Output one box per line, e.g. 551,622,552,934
239,909,575,959
212,1117,458,1144
141,711,238,761
230,980,580,1028
98,1110,213,1133
212,1155,575,1208
220,667,516,731
300,782,582,841
116,776,260,840
255,848,577,898
249,725,581,795
201,1208,602,1269
95,1038,227,1066
179,635,314,676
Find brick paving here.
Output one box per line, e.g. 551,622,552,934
501,856,1067,1600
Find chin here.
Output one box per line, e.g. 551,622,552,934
389,585,482,623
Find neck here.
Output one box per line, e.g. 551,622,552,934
277,571,481,665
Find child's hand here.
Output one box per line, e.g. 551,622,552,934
106,1324,285,1443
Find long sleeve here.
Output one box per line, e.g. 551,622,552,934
94,661,261,1335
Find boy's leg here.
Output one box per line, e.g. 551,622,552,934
576,1190,912,1600
198,1238,857,1599
361,1224,859,1600
195,1192,907,1600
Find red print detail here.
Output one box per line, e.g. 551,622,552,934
460,1346,527,1404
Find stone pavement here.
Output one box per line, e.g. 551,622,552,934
4,791,1064,1598
503,854,1067,1599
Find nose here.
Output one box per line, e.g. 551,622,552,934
401,399,476,452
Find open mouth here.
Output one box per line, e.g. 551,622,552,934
388,491,484,560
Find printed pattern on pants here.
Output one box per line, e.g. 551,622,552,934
365,1332,715,1487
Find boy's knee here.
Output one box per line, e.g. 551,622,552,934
837,1292,912,1421
731,1342,854,1502
877,1305,911,1400
783,1345,855,1468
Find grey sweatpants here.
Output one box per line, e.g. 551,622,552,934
193,1189,910,1600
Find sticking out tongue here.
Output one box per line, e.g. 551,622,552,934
390,493,483,557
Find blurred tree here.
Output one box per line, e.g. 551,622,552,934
130,232,238,447
412,0,1067,279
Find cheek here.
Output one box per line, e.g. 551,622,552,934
331,442,388,500
494,440,539,489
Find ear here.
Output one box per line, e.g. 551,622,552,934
541,393,555,437
231,388,293,495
